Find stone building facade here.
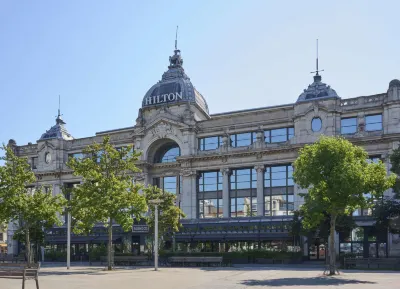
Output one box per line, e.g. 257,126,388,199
6,46,400,259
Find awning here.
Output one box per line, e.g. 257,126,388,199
0,243,7,247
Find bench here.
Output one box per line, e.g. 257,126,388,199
0,254,25,263
0,263,40,289
100,255,149,266
344,258,400,269
168,256,223,267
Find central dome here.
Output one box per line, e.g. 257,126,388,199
297,74,339,102
142,48,208,114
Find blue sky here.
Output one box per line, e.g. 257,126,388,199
0,0,399,147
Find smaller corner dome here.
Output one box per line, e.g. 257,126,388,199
39,115,74,141
389,79,400,88
297,75,339,102
141,49,209,114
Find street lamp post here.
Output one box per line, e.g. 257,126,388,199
149,199,162,271
67,211,71,269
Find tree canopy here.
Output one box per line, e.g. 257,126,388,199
293,136,395,274
67,136,148,270
0,145,65,264
143,185,185,251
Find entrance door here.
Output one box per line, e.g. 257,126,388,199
309,243,326,260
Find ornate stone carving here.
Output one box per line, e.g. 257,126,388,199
151,122,176,139
220,168,230,176
180,169,197,177
254,165,265,173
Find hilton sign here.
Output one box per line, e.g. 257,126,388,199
144,92,183,106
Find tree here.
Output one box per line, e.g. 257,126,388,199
293,136,395,275
372,197,400,234
143,185,185,253
67,136,147,270
0,145,66,265
389,147,400,199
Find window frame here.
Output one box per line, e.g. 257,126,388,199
230,132,257,148
263,164,294,216
341,117,357,135
264,127,294,143
197,171,223,219
365,114,383,132
198,136,223,151
229,168,257,218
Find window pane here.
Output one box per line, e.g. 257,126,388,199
271,195,287,216
271,128,287,143
312,118,322,132
288,127,294,139
163,176,177,194
365,114,382,131
264,196,271,216
341,118,357,134
264,130,271,143
203,199,218,218
200,136,221,151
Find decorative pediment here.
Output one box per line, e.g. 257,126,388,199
145,117,189,139
37,140,56,152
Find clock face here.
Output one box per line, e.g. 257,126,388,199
45,152,51,164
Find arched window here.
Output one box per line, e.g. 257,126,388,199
154,143,180,163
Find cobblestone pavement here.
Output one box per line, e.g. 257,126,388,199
0,266,399,289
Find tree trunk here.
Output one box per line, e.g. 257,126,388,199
107,219,113,271
25,227,31,267
329,215,337,275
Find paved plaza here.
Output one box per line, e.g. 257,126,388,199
1,266,399,289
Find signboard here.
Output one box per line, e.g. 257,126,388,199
144,92,183,106
132,225,149,233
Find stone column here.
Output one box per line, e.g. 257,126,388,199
221,168,230,218
255,165,265,216
180,170,197,219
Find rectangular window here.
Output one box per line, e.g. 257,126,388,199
68,153,84,160
198,171,223,218
264,165,294,216
365,114,382,131
341,118,357,134
264,127,294,143
230,168,257,217
199,136,222,151
31,157,38,169
163,176,177,195
230,132,257,147
116,146,135,160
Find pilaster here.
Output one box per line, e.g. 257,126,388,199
221,168,230,218
255,165,265,216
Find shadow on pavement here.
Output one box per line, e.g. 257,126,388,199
241,277,376,286
39,270,106,276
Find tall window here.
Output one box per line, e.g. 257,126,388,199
230,168,257,217
341,118,357,134
198,171,223,218
230,133,257,147
264,127,294,143
199,136,222,151
31,157,38,169
264,165,294,216
365,114,382,131
154,144,180,163
153,176,180,207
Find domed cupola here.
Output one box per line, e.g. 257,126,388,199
297,73,339,102
141,44,209,114
39,109,73,141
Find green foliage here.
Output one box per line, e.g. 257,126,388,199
294,136,395,227
0,145,66,264
67,136,147,234
389,146,400,198
372,197,400,234
88,244,108,261
67,136,148,269
143,185,185,248
293,136,395,274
